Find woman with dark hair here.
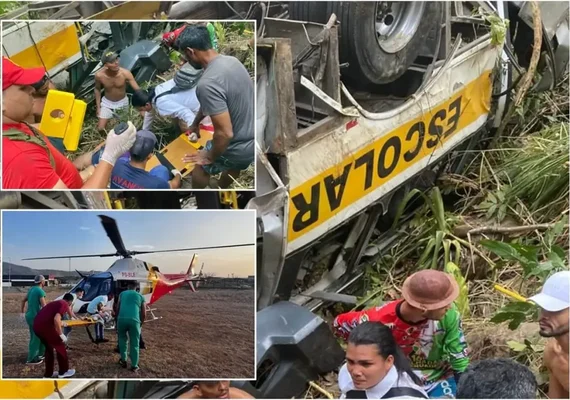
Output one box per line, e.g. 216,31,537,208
339,322,428,399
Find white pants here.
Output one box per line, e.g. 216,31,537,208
99,96,129,119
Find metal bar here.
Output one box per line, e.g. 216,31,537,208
21,193,71,209
305,291,357,305
49,2,81,19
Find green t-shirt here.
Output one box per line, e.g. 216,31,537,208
25,285,46,319
118,290,145,323
206,22,219,51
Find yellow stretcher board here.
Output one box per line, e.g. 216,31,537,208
39,89,87,152
61,318,97,328
146,127,213,178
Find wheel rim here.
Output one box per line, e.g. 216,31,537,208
375,1,425,54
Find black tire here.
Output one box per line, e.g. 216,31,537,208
334,2,442,85
288,2,329,23
290,2,442,86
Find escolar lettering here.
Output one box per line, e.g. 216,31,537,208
291,95,464,234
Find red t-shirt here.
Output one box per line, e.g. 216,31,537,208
2,122,83,189
333,300,426,355
33,300,71,330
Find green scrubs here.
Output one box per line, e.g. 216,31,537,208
25,285,46,362
117,290,145,368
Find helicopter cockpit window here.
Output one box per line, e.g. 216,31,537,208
77,277,113,302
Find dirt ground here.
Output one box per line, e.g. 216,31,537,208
2,287,255,379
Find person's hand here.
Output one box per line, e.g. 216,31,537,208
171,169,182,178
100,121,137,166
20,313,25,321
187,131,199,142
96,106,101,117
93,141,105,152
59,333,68,344
186,124,200,142
182,150,213,165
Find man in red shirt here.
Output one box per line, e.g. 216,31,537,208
33,294,75,378
2,57,138,190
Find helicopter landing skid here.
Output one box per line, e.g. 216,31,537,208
145,306,162,322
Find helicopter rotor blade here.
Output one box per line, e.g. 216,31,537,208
98,215,130,257
22,252,119,260
128,242,254,256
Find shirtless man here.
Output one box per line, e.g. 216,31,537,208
95,51,140,132
528,270,569,399
177,381,253,399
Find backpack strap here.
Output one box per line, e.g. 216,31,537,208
382,387,429,399
3,124,56,168
152,86,185,105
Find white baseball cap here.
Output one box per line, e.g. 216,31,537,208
528,270,570,312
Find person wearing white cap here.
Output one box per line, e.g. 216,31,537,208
528,270,569,399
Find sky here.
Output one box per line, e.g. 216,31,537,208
1,210,256,278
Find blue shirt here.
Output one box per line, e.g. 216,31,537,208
111,159,169,189
87,295,108,314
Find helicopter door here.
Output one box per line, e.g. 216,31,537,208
76,274,115,313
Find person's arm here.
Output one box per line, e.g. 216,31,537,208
208,111,233,160
80,121,138,189
140,299,146,324
142,110,154,130
544,341,567,399
332,306,387,341
54,313,63,335
442,307,470,376
5,150,63,189
94,74,102,115
169,170,182,189
72,141,105,170
40,296,47,308
124,69,141,91
196,82,233,160
116,296,121,319
190,109,204,131
21,297,28,314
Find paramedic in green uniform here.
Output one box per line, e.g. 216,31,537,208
21,275,47,364
116,281,146,372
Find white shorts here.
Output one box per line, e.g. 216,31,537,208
99,96,129,119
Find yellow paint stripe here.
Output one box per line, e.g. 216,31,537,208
9,24,80,72
287,71,493,242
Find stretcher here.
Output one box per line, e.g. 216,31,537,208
145,125,214,178
61,317,98,328
62,316,112,344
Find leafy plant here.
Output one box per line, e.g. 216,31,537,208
497,123,569,221
477,186,510,222
480,238,567,282
482,11,510,46
491,300,538,330
445,262,470,318
392,187,463,270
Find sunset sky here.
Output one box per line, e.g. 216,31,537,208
2,210,256,278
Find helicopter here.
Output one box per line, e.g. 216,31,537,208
22,215,254,321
